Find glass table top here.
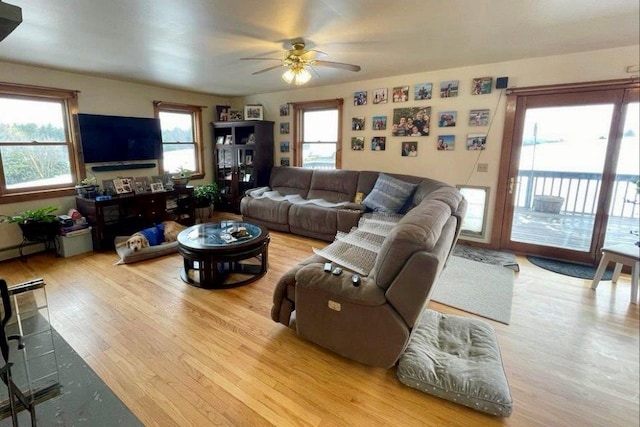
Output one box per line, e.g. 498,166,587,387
179,221,263,247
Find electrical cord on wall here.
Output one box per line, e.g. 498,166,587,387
463,88,505,185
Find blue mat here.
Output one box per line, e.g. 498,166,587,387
527,255,613,280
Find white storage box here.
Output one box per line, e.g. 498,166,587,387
56,227,93,258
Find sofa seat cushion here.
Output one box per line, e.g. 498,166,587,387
397,309,513,417
362,173,418,213
240,196,292,225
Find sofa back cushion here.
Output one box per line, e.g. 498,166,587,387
370,200,451,290
270,166,314,198
307,169,360,203
362,173,418,213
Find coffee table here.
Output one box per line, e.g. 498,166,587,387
177,221,269,289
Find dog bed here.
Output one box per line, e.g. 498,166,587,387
114,236,179,264
397,309,513,417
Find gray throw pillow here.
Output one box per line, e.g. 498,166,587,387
362,173,417,213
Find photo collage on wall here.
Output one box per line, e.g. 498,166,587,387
347,75,499,156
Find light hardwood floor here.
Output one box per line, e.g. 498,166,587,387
1,215,638,426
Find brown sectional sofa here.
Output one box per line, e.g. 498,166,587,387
240,166,460,241
241,166,468,368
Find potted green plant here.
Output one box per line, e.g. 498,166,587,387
0,206,60,242
75,175,99,198
193,183,220,208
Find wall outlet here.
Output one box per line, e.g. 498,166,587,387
626,65,640,73
477,163,489,172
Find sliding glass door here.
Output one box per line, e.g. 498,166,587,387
498,82,639,263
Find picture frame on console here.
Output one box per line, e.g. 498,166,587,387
244,105,263,121
216,105,230,121
150,182,165,193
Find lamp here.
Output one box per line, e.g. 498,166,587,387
282,64,312,85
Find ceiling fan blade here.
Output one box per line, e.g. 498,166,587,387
299,49,328,60
251,64,284,75
240,57,282,61
314,60,361,72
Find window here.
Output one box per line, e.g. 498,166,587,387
153,101,204,179
0,82,80,202
292,99,343,169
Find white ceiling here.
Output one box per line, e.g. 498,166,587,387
1,0,638,97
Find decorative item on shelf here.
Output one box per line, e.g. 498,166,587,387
244,105,263,121
171,167,192,188
229,110,243,121
216,105,230,121
75,175,99,198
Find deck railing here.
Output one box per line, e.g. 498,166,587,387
516,170,639,218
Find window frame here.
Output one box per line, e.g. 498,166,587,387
292,98,343,168
0,82,81,204
153,101,205,180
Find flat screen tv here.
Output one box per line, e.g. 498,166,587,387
76,113,163,163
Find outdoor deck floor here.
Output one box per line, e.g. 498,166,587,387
512,207,639,251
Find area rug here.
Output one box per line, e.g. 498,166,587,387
527,255,613,280
8,327,143,426
432,256,514,324
453,243,520,272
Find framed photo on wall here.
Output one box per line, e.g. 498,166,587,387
469,109,490,126
392,86,409,102
437,135,455,151
440,80,459,98
372,115,387,130
371,136,386,151
354,91,367,106
414,82,433,100
351,137,365,151
352,117,365,131
392,106,431,136
472,77,493,95
372,88,388,104
280,103,290,116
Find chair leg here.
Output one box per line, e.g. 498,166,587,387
591,255,610,290
612,263,623,283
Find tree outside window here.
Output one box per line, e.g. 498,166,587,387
0,83,80,202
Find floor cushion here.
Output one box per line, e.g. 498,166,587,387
114,236,179,264
397,309,513,417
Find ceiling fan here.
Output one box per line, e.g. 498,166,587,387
241,40,361,85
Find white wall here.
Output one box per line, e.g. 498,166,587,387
0,62,229,258
239,45,640,243
0,45,637,256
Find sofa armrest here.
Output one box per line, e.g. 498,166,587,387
341,202,367,211
295,263,386,306
244,186,270,197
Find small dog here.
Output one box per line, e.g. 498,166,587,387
119,221,186,251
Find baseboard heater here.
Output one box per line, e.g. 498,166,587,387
91,162,156,172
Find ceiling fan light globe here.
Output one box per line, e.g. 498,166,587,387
282,66,312,85
295,68,312,85
282,69,295,84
